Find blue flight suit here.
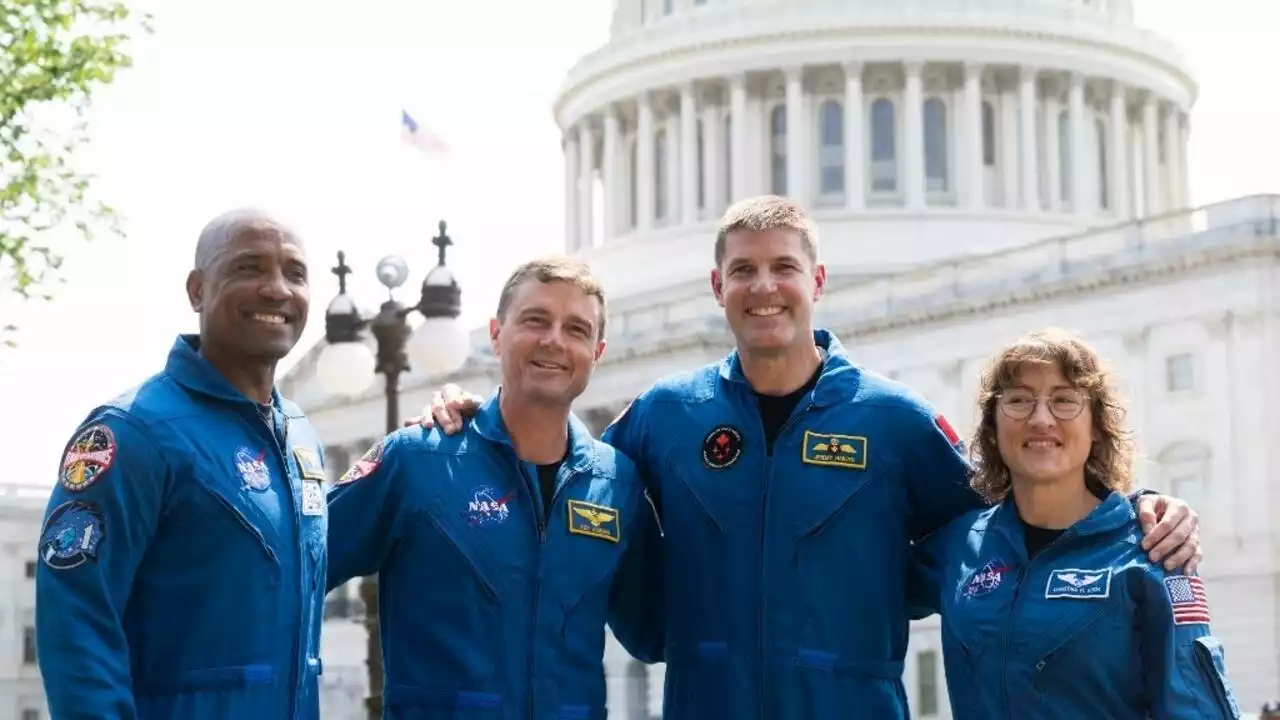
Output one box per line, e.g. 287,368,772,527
602,329,986,719
911,490,1241,719
326,391,663,720
35,335,328,720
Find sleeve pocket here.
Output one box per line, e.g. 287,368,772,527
1191,636,1241,719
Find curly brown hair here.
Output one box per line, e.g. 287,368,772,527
969,328,1135,503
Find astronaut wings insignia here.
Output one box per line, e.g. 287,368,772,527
567,499,620,543
801,430,867,470
1045,568,1113,600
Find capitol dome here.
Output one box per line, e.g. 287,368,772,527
553,0,1196,305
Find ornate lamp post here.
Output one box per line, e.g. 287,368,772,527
314,220,471,719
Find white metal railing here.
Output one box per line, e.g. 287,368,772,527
565,0,1185,93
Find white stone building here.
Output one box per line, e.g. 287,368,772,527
0,2,1276,720
284,0,1279,717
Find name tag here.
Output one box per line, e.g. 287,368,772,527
293,446,326,482
1045,568,1112,599
567,499,620,543
301,480,325,517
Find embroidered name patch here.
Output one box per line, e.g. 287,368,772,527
302,480,325,516
61,424,117,493
1165,575,1211,626
567,499,620,543
40,501,105,570
293,446,325,481
338,438,384,485
236,447,272,492
1045,568,1112,599
465,486,513,527
801,431,867,470
963,559,1010,598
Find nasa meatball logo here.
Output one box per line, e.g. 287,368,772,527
465,486,514,527
701,425,743,470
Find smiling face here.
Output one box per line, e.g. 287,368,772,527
711,227,825,358
186,215,309,362
994,362,1094,491
490,277,605,408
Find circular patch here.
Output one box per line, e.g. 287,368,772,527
235,447,272,492
39,501,106,570
701,425,743,470
60,424,118,493
338,437,385,485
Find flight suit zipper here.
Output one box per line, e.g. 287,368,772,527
520,461,571,720
756,401,813,720
999,528,1076,718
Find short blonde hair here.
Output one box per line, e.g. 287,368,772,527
495,255,607,340
714,195,819,267
969,328,1135,502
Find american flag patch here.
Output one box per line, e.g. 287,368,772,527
1164,575,1211,626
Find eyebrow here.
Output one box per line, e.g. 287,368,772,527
1005,384,1079,392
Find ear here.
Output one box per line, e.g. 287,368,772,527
710,268,725,307
593,338,607,364
186,270,203,312
488,317,501,355
813,263,827,302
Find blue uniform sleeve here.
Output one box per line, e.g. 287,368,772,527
1140,570,1242,719
898,403,986,541
607,488,665,663
36,411,170,720
325,432,409,591
905,521,953,620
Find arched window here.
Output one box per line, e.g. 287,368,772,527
981,101,997,167
924,97,949,193
696,118,706,210
628,138,638,228
654,129,668,220
770,104,787,195
1058,110,1071,205
819,100,844,196
870,98,897,193
1095,117,1109,209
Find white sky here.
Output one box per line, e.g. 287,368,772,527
0,1,1276,488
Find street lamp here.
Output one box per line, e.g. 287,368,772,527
314,219,471,719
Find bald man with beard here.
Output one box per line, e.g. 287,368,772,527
35,209,330,720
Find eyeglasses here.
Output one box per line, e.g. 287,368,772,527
996,390,1089,421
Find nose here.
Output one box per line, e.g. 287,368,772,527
1027,397,1056,428
749,270,779,294
538,324,568,350
259,268,291,301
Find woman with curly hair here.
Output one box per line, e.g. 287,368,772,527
910,328,1241,719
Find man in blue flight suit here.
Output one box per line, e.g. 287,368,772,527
423,196,1203,719
35,209,329,720
326,256,662,719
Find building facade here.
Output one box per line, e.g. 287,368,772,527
277,0,1279,717
1,2,1276,719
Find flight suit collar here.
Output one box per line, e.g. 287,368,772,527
166,334,284,409
471,388,596,474
716,328,861,408
990,488,1136,562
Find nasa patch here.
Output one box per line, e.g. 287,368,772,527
963,559,1010,598
235,447,272,492
465,486,514,527
60,424,117,493
39,501,105,570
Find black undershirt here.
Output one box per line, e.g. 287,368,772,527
536,461,562,522
1022,479,1113,558
755,364,823,456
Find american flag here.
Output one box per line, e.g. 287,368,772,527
1165,575,1211,626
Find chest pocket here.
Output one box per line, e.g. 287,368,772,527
188,464,283,567
551,477,630,618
